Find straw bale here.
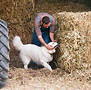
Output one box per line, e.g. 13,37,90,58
54,12,91,72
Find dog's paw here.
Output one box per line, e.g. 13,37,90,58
50,69,52,72
49,68,52,72
24,65,28,69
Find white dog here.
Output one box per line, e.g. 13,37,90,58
13,36,58,72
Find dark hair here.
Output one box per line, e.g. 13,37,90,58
42,16,50,24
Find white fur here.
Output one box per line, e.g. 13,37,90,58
13,36,58,72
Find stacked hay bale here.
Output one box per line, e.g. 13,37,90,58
0,0,35,59
54,12,91,72
35,0,90,14
0,0,35,43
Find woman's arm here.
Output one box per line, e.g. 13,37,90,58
38,36,54,50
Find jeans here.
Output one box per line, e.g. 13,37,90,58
32,26,51,46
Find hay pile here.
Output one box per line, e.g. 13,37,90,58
0,0,35,57
0,0,35,43
54,12,91,72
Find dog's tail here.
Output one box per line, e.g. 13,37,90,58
13,36,23,51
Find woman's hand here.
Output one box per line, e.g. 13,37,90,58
52,40,57,42
45,44,54,50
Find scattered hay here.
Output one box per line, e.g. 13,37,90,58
54,12,91,73
4,67,91,89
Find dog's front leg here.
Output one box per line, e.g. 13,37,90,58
20,54,30,69
40,60,52,72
